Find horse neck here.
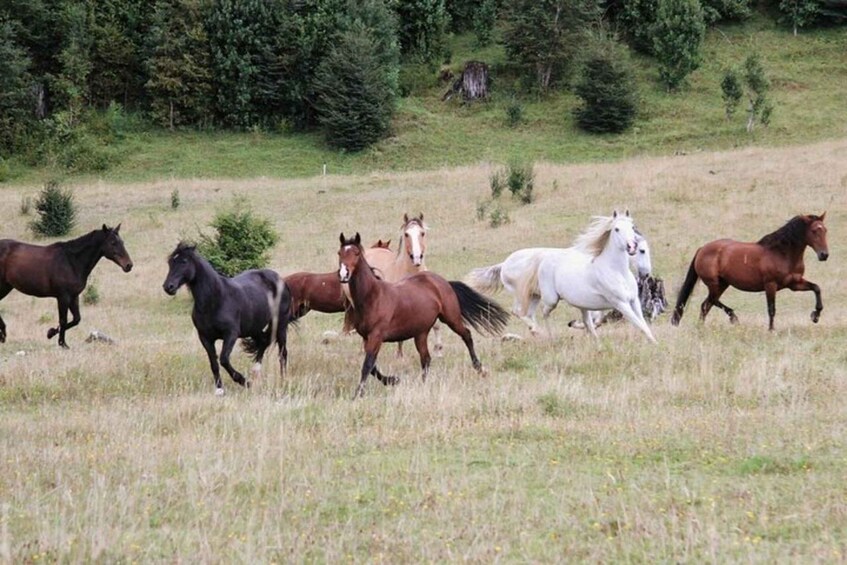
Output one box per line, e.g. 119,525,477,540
594,239,631,275
187,255,223,310
349,255,381,306
59,231,106,281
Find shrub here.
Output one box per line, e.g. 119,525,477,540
505,99,524,128
30,181,77,237
574,51,638,134
83,283,100,306
652,0,706,90
620,0,660,55
507,160,534,204
170,189,180,210
20,195,32,215
489,168,505,198
197,198,279,276
720,68,743,118
488,205,510,227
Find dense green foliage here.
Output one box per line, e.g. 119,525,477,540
501,0,599,92
30,180,77,237
197,199,279,276
652,0,706,90
0,1,844,179
574,49,638,133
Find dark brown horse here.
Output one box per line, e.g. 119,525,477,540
338,233,509,398
0,224,133,347
285,270,348,321
671,213,829,330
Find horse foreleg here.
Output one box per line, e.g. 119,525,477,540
616,300,657,344
48,296,70,348
356,340,383,399
789,278,823,323
198,335,224,395
219,333,248,388
413,333,432,382
581,309,600,340
765,283,777,331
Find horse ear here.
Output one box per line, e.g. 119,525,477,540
102,224,109,231
354,233,361,245
625,209,631,217
115,223,121,234
820,211,827,221
339,233,346,245
612,210,618,218
419,213,424,222
403,213,409,224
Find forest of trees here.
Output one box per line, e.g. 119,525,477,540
0,0,843,169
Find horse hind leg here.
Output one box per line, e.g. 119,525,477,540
0,283,11,342
701,281,737,324
413,333,432,382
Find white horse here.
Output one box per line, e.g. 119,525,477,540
520,211,656,343
467,225,653,333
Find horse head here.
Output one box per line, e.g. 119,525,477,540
402,213,427,267
101,224,134,273
611,210,638,256
338,232,363,283
634,230,652,278
163,242,197,295
806,212,829,261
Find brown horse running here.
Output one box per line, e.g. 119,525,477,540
338,233,509,398
671,213,829,330
0,224,133,347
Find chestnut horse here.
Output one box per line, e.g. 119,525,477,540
0,224,133,347
671,213,829,330
338,233,509,398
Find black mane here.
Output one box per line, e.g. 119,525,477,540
59,228,108,254
757,215,818,250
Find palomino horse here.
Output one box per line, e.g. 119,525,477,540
163,242,292,395
671,213,829,330
0,224,133,347
338,233,509,398
357,213,443,355
467,226,653,334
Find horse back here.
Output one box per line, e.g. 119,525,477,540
0,239,71,297
696,239,790,291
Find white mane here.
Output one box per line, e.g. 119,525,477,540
570,215,617,258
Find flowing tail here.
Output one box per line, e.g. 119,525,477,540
449,281,510,335
466,263,504,294
671,252,700,326
242,272,285,361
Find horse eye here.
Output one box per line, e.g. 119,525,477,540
640,249,646,254
615,228,620,232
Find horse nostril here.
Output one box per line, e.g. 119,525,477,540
819,251,829,261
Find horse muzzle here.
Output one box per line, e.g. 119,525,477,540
818,250,829,261
123,262,134,273
163,283,178,295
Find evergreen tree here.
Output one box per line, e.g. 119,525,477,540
89,0,149,109
314,22,398,151
0,18,34,153
394,0,450,64
652,0,706,90
574,47,638,133
502,0,599,93
145,0,213,128
620,0,659,54
54,2,94,125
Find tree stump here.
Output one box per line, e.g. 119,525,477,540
442,61,489,102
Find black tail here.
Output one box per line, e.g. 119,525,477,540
449,281,510,336
671,252,700,326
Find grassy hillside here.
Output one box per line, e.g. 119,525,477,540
1,139,845,561
4,18,847,186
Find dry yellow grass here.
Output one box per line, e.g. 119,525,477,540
1,139,846,562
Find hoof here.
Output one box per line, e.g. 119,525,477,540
729,315,739,325
811,311,820,323
383,376,400,387
47,328,58,339
215,387,225,397
0,332,5,343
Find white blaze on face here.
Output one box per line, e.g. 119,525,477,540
339,245,353,281
634,236,652,277
406,224,424,266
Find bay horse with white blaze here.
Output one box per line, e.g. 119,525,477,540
0,224,133,347
671,213,829,330
338,233,509,398
163,242,292,395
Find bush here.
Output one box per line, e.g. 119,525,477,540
197,198,279,276
314,22,399,151
170,189,180,210
83,282,100,306
30,181,77,238
574,50,638,134
505,99,524,128
720,68,743,118
652,0,706,90
489,168,505,198
488,205,510,227
507,160,534,204
620,0,660,55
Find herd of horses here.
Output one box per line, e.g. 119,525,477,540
0,211,830,398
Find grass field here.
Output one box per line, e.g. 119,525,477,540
1,138,846,561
